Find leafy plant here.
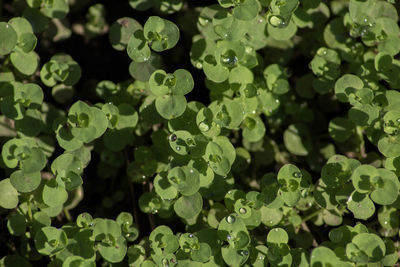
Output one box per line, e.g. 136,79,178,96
0,0,400,266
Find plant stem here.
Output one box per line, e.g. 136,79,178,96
302,208,323,223
27,197,33,221
124,148,141,231
63,208,72,222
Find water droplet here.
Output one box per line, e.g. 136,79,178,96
226,215,236,224
274,228,279,232
268,15,286,28
317,48,327,56
152,209,158,214
198,17,209,26
269,220,273,224
142,175,146,179
360,28,368,37
384,221,388,225
189,169,194,173
189,233,194,238
186,138,196,147
195,62,203,69
198,121,210,132
293,172,302,178
220,50,238,68
176,146,181,151
258,255,265,260
169,134,177,142
240,250,249,256
227,235,232,241
258,18,264,23
239,207,247,214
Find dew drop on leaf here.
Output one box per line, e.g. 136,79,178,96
240,250,249,256
317,48,327,56
226,215,236,224
293,172,302,178
239,207,247,214
198,17,209,26
268,15,286,28
220,50,238,68
189,233,194,237
227,235,232,241
195,62,203,69
169,134,177,142
198,121,210,132
175,146,181,151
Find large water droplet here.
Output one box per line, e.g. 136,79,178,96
198,16,209,26
239,207,247,214
195,62,203,69
176,146,181,151
220,50,238,68
210,154,222,163
198,121,210,132
268,15,286,28
226,215,236,224
170,134,177,142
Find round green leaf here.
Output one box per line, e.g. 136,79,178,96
10,51,38,76
0,179,19,209
109,17,142,51
127,29,151,62
10,170,41,193
155,94,187,119
0,22,18,55
34,226,68,255
283,123,312,156
174,192,203,220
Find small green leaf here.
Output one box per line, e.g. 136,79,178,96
0,179,19,209
174,192,203,220
0,22,18,55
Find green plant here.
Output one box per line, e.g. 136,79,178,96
1,0,400,266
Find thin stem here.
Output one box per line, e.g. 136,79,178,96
63,208,72,222
27,197,33,221
302,208,323,223
124,148,141,231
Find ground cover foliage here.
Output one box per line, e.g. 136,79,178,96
0,0,400,266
